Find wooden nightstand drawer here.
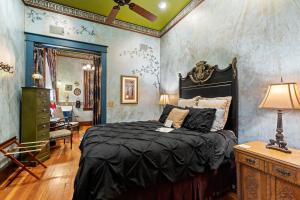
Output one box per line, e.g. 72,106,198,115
239,153,264,171
235,141,300,200
269,163,297,184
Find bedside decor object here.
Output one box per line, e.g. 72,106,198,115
121,75,138,104
74,88,81,96
0,62,14,73
260,82,300,153
159,94,169,106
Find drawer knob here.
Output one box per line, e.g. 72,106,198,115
276,168,291,177
43,109,47,112
43,125,47,128
245,158,256,165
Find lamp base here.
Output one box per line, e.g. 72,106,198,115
266,110,291,153
266,142,291,153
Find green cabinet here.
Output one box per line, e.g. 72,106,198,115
21,87,50,162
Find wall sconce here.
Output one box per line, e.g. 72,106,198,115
0,62,14,73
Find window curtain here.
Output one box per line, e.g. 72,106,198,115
83,70,94,109
33,48,45,87
93,55,102,125
46,49,58,103
33,47,57,103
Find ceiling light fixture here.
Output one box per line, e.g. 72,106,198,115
158,1,167,10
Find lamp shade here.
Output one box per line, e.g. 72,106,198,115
159,94,170,105
259,82,300,110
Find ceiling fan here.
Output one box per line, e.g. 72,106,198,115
106,0,158,24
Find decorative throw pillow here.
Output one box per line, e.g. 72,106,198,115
195,96,232,131
178,96,201,108
166,108,189,129
159,104,180,123
183,108,216,132
210,108,226,131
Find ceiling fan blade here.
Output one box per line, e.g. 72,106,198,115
129,3,157,22
106,6,120,24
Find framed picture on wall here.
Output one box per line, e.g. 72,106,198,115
65,84,73,91
121,75,138,104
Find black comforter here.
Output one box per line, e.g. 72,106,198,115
73,121,237,200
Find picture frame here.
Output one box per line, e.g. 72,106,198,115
121,75,138,104
65,84,73,91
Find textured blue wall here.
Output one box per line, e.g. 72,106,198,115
160,0,300,148
0,0,25,167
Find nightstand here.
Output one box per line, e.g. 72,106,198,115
234,141,300,200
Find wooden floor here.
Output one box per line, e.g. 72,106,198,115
0,126,236,200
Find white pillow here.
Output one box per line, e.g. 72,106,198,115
210,108,226,131
195,96,232,131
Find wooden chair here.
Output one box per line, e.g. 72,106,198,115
0,137,48,187
51,107,74,149
61,106,80,132
50,129,73,149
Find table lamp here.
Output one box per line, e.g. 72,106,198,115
159,94,169,106
259,82,300,153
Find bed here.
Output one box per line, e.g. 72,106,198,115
73,58,238,200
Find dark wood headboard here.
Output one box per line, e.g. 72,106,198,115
179,58,238,137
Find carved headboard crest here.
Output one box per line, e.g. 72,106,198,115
187,61,217,84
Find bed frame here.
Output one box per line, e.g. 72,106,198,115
118,58,238,200
179,57,238,136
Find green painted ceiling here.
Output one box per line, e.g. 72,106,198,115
49,0,191,30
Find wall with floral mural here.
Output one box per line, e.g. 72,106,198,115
25,7,161,123
0,0,25,167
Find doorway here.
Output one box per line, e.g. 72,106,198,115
25,33,107,124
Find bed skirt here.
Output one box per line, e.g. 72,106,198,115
116,161,235,200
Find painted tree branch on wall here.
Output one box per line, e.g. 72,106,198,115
27,9,96,36
120,44,160,88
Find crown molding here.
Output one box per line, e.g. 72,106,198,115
23,0,204,38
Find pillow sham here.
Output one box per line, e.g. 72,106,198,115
178,96,201,108
166,108,190,129
159,104,180,123
195,96,232,131
183,108,216,132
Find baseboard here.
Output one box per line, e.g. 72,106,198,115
79,121,92,126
